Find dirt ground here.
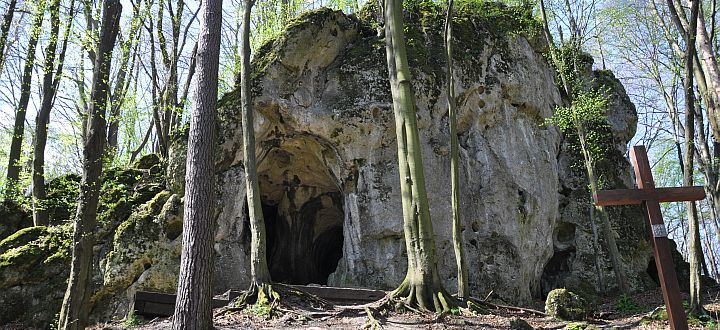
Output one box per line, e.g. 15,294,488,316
84,286,720,329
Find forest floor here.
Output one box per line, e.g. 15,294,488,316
86,285,720,329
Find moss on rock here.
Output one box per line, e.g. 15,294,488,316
545,288,591,321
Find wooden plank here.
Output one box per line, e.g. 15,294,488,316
593,186,705,206
133,291,231,317
290,285,386,302
630,146,688,330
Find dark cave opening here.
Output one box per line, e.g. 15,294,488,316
262,192,344,285
539,247,576,298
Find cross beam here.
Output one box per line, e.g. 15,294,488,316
593,145,706,330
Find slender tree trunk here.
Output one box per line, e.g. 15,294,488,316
58,1,121,328
108,1,143,155
4,1,45,198
384,0,456,312
171,0,222,328
678,0,706,314
443,0,468,299
578,126,630,294
241,0,272,291
32,0,63,226
0,0,17,75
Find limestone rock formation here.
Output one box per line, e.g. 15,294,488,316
0,3,659,328
210,3,653,305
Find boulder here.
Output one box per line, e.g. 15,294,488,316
545,288,590,321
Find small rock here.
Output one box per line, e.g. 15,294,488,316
509,317,533,330
545,288,590,321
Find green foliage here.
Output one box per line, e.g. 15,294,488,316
545,87,613,168
640,306,668,325
614,294,643,313
453,0,540,37
545,89,608,133
123,310,144,327
687,313,719,327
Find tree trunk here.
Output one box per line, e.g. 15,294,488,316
241,0,271,289
681,0,705,314
171,0,222,328
384,0,455,312
32,0,63,226
4,1,45,198
107,1,143,156
444,0,468,300
58,0,121,328
0,0,17,75
578,126,630,294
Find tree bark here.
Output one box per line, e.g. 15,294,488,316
171,0,222,328
680,0,705,314
32,0,65,226
578,126,630,294
0,0,17,75
107,0,144,155
383,0,456,312
58,0,121,328
444,0,468,300
241,0,272,289
4,0,45,198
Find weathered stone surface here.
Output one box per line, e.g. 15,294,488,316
209,4,651,305
0,3,659,327
545,288,590,321
0,225,71,328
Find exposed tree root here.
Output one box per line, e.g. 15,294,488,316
217,282,334,320
467,297,546,316
362,306,383,329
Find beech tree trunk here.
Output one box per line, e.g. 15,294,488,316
443,0,468,299
383,0,455,312
241,0,272,288
171,0,222,328
33,0,74,226
681,0,705,314
58,0,121,329
4,1,45,198
0,0,17,75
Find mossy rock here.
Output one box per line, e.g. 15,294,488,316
133,153,162,170
545,288,591,321
0,200,32,241
44,173,80,225
0,225,71,287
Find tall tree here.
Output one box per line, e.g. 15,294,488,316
0,0,17,75
240,0,275,304
672,0,706,314
57,0,121,328
383,0,456,312
107,0,144,157
443,0,468,299
171,0,222,328
32,0,75,226
4,0,45,198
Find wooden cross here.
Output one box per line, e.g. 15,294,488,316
594,145,705,330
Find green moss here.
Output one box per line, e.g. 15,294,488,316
0,225,71,277
0,226,46,252
113,191,171,247
44,174,80,225
545,288,590,321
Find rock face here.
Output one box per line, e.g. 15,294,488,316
0,3,658,328
210,3,653,305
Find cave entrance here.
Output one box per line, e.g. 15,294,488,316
256,135,344,285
